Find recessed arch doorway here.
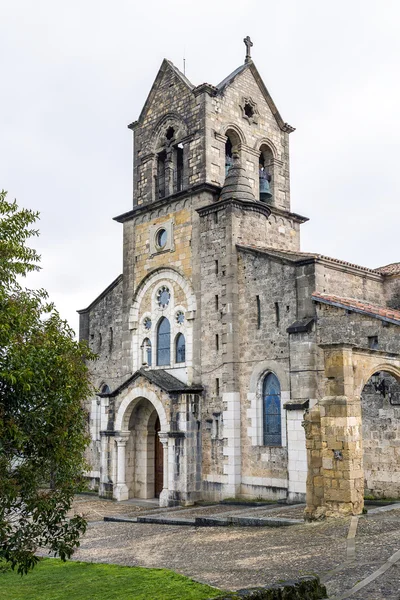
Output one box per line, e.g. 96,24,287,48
125,397,165,499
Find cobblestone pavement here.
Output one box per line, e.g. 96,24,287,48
71,497,400,599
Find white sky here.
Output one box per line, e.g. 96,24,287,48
1,0,399,334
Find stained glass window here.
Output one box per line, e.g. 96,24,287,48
157,317,170,366
263,373,281,446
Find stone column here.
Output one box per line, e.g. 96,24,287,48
99,432,110,498
304,345,364,519
113,433,130,501
158,432,169,507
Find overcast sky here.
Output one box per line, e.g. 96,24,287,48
1,0,399,334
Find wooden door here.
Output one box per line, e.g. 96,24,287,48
154,417,163,497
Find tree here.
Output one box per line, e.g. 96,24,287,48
0,191,95,574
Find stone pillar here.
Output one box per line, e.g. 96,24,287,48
304,345,364,519
320,396,363,517
99,432,111,498
303,406,324,520
158,432,169,507
113,433,130,501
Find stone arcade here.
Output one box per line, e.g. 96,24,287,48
79,39,400,518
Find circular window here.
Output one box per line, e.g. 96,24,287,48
176,311,185,325
157,286,170,308
143,317,152,331
156,228,168,249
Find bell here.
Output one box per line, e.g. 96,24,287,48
259,171,272,202
225,156,233,177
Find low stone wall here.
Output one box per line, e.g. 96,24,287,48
210,575,327,599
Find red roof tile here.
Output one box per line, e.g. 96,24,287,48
312,292,400,325
375,263,400,276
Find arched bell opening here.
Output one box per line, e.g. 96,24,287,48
126,398,164,499
225,129,241,177
259,144,274,203
361,370,400,500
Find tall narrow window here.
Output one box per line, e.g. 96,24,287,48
216,378,220,396
157,317,170,366
215,334,219,351
225,137,233,176
109,327,113,353
157,151,167,199
215,295,219,310
256,295,261,329
215,259,219,274
176,144,184,192
175,333,185,363
263,373,281,446
275,302,280,327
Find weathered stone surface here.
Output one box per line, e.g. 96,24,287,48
78,47,400,518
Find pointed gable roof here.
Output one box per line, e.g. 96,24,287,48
128,59,195,129
216,60,294,133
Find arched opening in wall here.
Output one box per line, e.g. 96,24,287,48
175,143,184,192
126,398,163,499
259,144,274,203
157,150,167,199
175,333,185,364
157,317,171,366
225,129,241,177
361,371,400,500
263,373,282,446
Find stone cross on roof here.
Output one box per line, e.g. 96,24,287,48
244,36,253,63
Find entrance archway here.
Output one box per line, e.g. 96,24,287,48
361,371,400,499
126,398,163,499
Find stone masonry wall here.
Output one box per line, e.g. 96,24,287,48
315,262,385,305
361,376,400,499
133,63,204,206
316,303,399,355
205,67,290,213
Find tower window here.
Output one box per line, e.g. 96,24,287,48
166,127,175,140
157,151,167,199
244,103,254,119
225,137,233,176
176,144,184,192
256,295,261,329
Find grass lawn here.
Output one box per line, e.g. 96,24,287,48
0,559,223,600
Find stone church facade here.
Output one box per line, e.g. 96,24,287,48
79,40,400,518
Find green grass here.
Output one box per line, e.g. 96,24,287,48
0,559,223,600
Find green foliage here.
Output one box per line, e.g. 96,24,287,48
0,191,95,574
0,558,223,600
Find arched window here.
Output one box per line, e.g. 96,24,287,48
263,373,281,446
175,333,185,363
224,129,242,177
157,150,167,199
101,384,110,394
157,317,170,366
259,145,274,203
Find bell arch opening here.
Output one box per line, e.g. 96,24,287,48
259,144,274,203
361,370,400,500
225,128,242,177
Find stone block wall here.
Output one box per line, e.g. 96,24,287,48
132,62,204,206
315,262,385,305
316,304,399,357
361,376,400,499
205,67,291,213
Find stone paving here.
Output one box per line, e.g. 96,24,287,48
71,496,400,599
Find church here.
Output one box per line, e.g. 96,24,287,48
79,38,400,519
